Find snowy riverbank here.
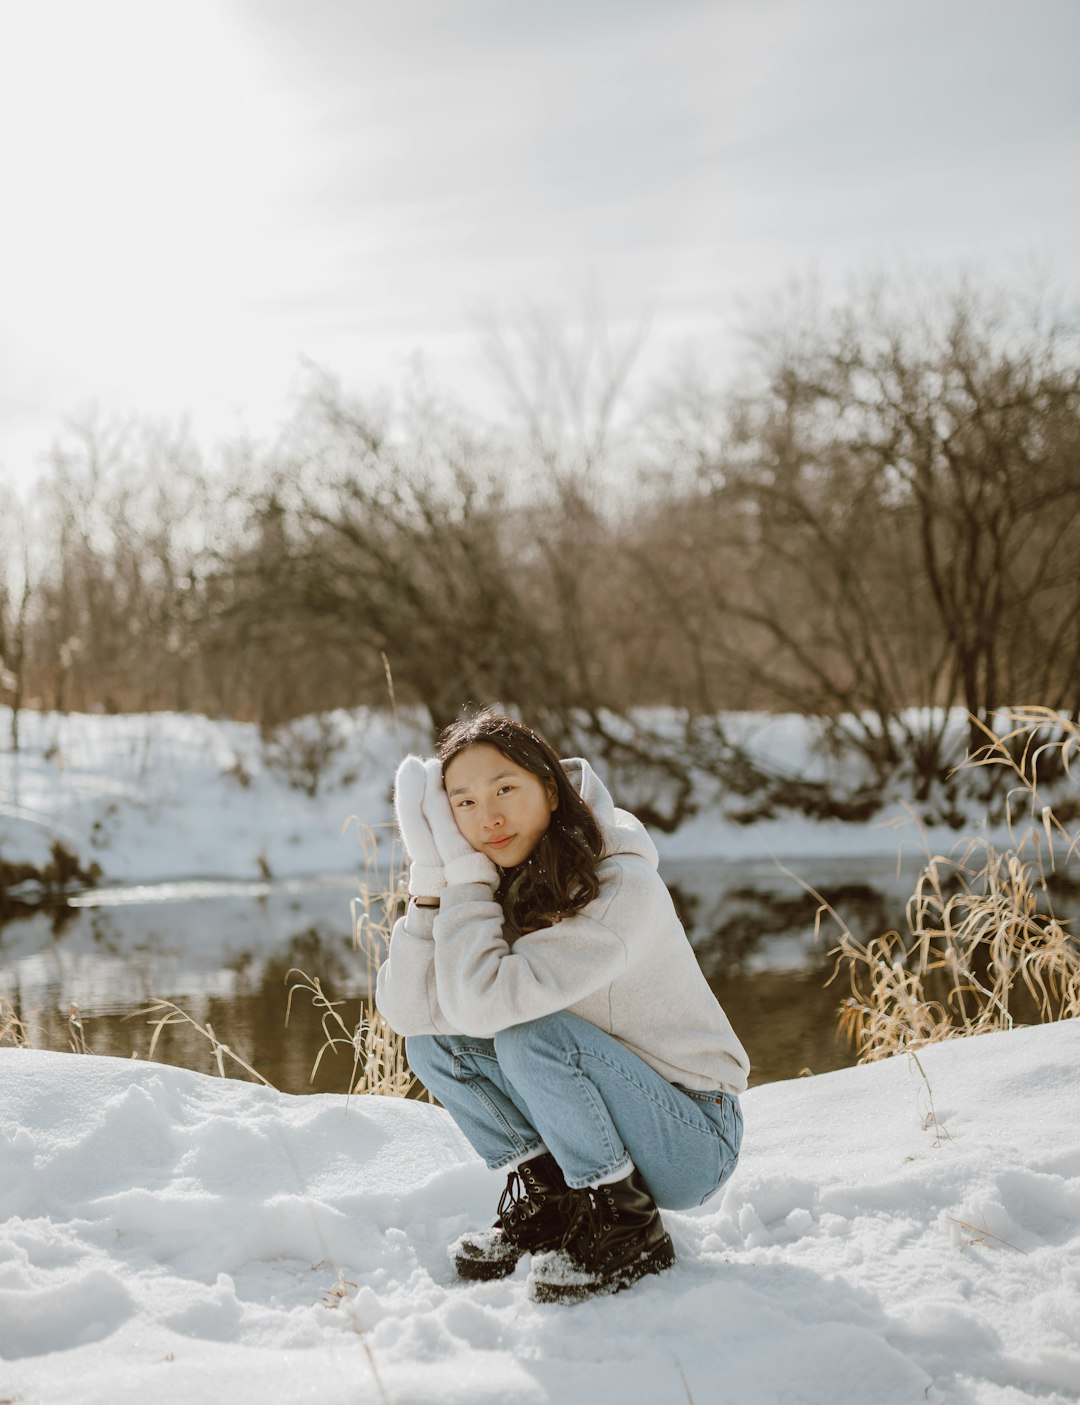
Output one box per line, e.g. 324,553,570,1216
2,1020,1078,1403
0,707,1008,889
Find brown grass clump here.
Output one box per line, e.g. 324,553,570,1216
283,811,417,1100
347,818,416,1097
284,961,415,1101
0,994,32,1048
825,708,1080,1062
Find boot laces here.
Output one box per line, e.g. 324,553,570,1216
497,1169,525,1224
556,1185,612,1254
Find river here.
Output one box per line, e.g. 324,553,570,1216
0,854,935,1091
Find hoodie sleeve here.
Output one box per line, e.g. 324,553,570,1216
374,905,461,1036
430,857,663,1038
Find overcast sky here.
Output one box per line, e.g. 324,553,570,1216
1,0,1078,491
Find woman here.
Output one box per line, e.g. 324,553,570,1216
375,711,748,1304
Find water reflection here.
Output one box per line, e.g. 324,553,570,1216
1,858,928,1091
0,877,376,1096
662,857,918,1084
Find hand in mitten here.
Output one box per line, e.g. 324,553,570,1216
422,757,500,889
393,755,445,897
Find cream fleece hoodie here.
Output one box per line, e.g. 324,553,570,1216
375,757,750,1095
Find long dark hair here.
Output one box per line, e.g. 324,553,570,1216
436,710,605,935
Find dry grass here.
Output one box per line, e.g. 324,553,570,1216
347,817,417,1097
139,999,273,1085
67,1001,90,1055
945,1216,1027,1254
283,810,418,1100
0,993,31,1047
284,962,415,1101
824,708,1080,1062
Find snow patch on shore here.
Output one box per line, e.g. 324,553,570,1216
0,707,1013,885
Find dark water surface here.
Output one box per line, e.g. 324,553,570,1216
0,857,923,1091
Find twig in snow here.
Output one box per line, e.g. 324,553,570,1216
946,1216,1026,1254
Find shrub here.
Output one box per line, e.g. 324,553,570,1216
260,712,350,798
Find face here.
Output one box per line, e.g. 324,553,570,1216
443,743,558,868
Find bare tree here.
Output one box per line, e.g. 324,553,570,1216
21,414,212,715
0,489,34,753
634,277,1080,791
475,292,649,487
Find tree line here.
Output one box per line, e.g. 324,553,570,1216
2,277,1078,822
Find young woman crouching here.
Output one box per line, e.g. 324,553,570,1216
375,710,748,1304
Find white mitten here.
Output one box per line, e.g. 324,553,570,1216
393,755,445,896
422,757,500,888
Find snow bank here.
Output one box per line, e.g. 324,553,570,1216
0,708,427,887
2,1021,1078,1403
0,707,1012,886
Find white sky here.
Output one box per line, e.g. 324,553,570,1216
1,0,1078,491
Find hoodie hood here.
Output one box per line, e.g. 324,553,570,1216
560,757,659,869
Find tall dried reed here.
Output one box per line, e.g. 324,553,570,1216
0,995,95,1054
283,811,417,1099
141,999,273,1084
826,708,1080,1061
0,993,31,1047
349,817,415,1096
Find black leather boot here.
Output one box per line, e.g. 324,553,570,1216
528,1166,675,1303
452,1151,572,1281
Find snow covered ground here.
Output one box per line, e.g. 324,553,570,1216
2,1020,1078,1403
0,706,1010,886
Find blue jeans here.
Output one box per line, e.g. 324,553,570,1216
406,1011,742,1211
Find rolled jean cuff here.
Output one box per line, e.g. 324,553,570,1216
578,1157,634,1191
569,1156,635,1192
489,1140,547,1172
499,1143,550,1173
